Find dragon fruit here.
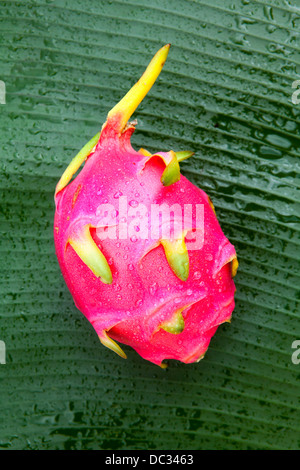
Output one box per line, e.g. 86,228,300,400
54,44,238,367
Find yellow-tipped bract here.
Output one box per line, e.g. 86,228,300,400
68,225,113,284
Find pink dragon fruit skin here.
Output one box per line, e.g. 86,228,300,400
54,44,238,367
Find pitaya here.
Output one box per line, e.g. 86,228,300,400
54,44,238,367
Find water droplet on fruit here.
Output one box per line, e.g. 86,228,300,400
149,283,158,295
129,200,138,208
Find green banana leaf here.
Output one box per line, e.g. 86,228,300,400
0,0,299,450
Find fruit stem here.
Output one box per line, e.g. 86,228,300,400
106,44,171,133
